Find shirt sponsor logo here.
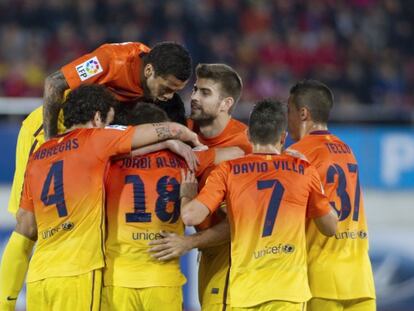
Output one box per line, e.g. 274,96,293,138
132,230,163,241
41,221,75,239
76,56,103,81
334,229,368,240
253,243,296,259
62,221,75,231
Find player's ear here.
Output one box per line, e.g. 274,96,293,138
92,111,103,127
144,64,154,79
280,131,287,146
299,106,310,121
220,97,234,114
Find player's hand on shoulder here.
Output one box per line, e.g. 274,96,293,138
165,140,199,171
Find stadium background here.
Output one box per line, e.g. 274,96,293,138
0,0,413,310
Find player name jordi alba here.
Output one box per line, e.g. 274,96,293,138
120,155,186,169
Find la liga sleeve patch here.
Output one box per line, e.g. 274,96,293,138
76,56,103,81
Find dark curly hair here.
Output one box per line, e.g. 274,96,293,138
143,42,192,82
113,93,186,126
113,102,169,126
63,85,119,128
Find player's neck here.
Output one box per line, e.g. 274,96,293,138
252,144,282,155
65,122,94,133
197,114,231,138
301,122,328,138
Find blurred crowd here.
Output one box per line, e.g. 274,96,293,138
0,0,413,115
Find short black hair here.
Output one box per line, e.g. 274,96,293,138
196,63,242,114
289,80,334,123
144,42,192,82
113,93,186,126
248,99,287,145
63,85,118,128
122,102,169,126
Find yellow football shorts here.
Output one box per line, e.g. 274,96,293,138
232,300,306,311
101,285,182,311
307,298,376,311
26,270,102,311
199,243,231,309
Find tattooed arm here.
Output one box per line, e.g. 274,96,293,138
130,122,202,150
43,70,69,140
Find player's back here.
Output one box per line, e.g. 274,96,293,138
104,150,189,288
61,42,150,102
202,153,329,307
21,126,134,283
288,131,375,300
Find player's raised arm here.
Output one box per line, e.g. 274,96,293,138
147,147,240,261
131,122,202,150
181,164,228,226
179,170,210,226
43,70,69,140
0,208,37,309
114,140,201,172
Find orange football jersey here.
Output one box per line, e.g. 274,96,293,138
61,42,150,102
187,118,253,230
288,131,375,299
196,153,331,307
104,149,214,288
20,126,135,282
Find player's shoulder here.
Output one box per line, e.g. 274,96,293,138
78,125,129,136
284,148,310,162
75,125,131,143
98,42,150,56
104,124,129,131
228,118,248,132
224,153,262,168
228,119,251,147
289,133,331,157
288,134,316,151
329,134,352,148
22,105,43,127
